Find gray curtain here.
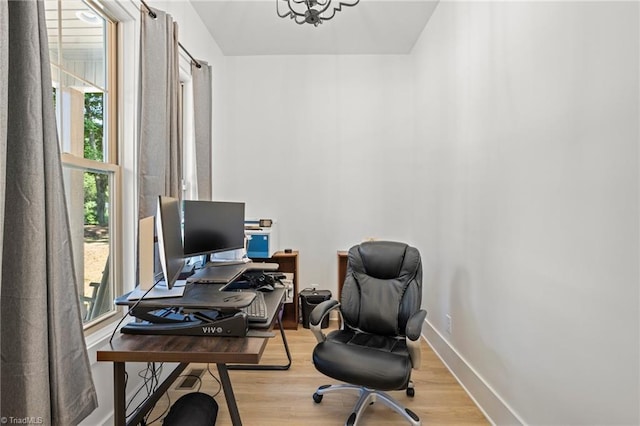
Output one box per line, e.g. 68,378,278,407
138,7,182,218
192,61,212,201
1,1,97,425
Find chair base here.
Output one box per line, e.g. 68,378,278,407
313,383,420,426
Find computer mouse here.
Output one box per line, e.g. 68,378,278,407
256,284,274,292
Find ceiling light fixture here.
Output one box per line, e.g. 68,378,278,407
276,0,360,27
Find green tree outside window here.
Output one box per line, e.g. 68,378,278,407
84,92,108,226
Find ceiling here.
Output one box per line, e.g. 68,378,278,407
189,0,440,56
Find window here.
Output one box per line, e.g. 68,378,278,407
46,0,119,327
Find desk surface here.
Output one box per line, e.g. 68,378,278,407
97,332,268,364
101,287,285,362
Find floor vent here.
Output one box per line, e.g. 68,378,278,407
176,368,206,390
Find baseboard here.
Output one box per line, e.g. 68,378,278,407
421,320,524,426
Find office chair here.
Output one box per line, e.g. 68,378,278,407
309,241,426,426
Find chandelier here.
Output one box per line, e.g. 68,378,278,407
277,0,360,27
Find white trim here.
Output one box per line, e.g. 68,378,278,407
61,153,119,173
421,319,525,426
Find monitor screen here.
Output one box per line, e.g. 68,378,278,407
183,200,246,257
156,196,186,289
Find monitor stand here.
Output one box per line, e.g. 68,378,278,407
120,307,248,336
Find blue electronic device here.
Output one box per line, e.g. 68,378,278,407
245,224,278,259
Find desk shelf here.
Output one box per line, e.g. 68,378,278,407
250,251,299,329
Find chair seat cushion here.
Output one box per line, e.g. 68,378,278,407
312,329,412,391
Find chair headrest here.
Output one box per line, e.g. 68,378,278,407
354,241,415,280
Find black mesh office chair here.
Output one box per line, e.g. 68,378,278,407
309,241,426,426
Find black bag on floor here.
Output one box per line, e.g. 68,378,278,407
163,392,218,425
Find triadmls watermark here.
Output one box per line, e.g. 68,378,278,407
0,417,44,424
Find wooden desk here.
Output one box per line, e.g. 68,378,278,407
98,288,286,426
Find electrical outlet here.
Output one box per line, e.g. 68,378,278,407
446,314,452,335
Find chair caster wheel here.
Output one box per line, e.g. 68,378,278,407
406,387,415,397
313,392,323,403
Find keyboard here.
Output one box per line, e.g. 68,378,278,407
240,291,268,323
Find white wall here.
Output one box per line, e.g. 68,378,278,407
215,55,419,291
216,2,639,425
413,1,639,424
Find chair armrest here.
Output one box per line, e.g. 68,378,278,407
309,300,340,343
406,309,427,341
406,309,427,370
310,300,339,326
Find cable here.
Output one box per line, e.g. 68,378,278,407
143,371,204,424
109,275,163,345
143,370,207,423
125,362,166,419
206,364,223,398
143,392,171,425
125,363,161,414
108,275,173,420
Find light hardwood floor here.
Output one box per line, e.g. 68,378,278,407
146,323,489,425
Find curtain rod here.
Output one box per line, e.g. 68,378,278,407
139,0,202,69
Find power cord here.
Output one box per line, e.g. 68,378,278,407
206,363,223,398
143,370,205,425
125,362,164,419
109,274,164,345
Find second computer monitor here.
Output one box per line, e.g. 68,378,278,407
183,200,246,258
157,195,186,290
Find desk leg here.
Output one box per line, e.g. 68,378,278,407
228,315,292,371
113,362,126,426
217,363,242,426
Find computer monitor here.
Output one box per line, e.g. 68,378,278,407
182,200,246,258
156,195,186,290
